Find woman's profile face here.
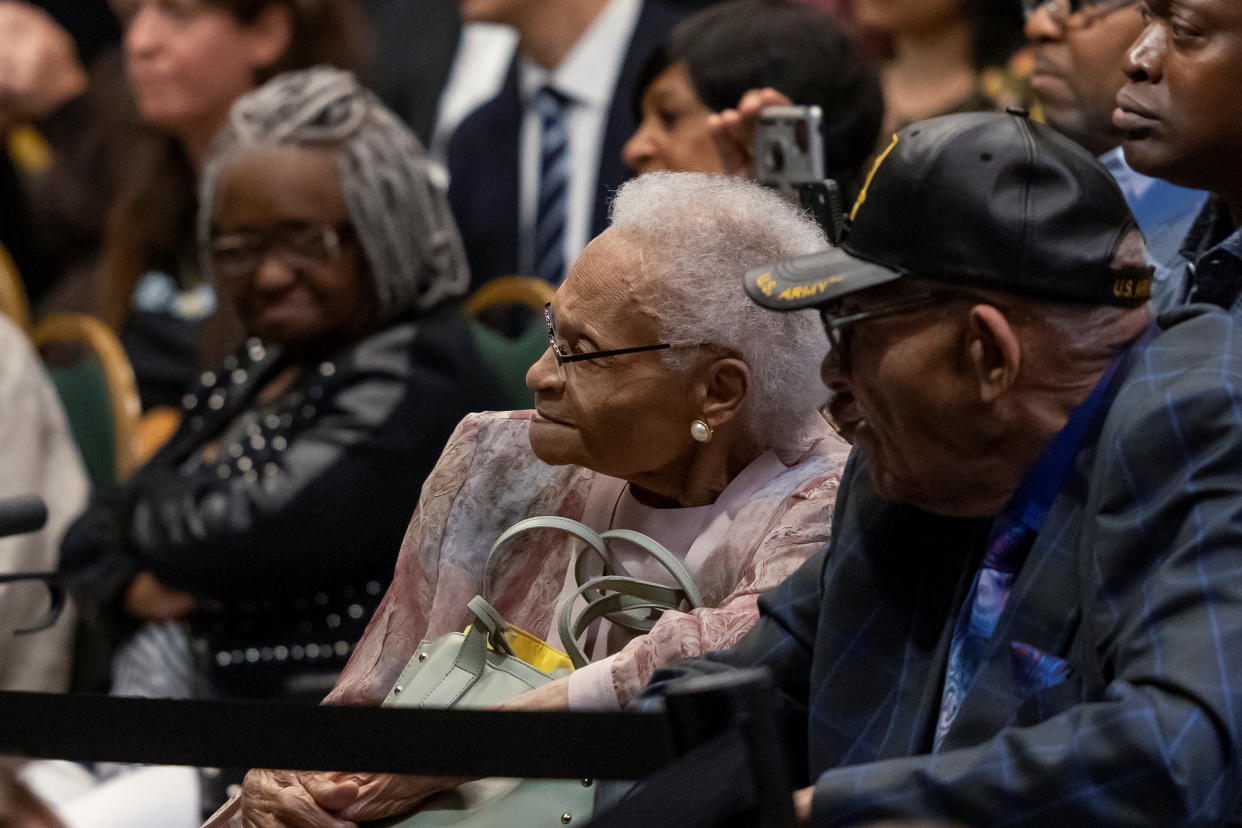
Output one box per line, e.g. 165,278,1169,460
525,230,707,484
209,144,378,350
622,62,723,175
112,0,289,136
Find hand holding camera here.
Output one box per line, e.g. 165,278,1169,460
706,87,795,180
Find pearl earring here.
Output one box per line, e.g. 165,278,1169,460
690,419,713,443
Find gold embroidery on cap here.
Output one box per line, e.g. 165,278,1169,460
756,272,776,297
776,276,844,302
849,134,900,223
1112,277,1153,300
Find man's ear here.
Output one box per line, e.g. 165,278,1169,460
965,304,1021,404
695,356,751,429
244,4,293,74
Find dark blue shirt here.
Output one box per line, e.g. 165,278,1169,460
1171,198,1242,312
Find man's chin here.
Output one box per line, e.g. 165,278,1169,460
1118,132,1191,187
868,465,913,503
865,462,977,516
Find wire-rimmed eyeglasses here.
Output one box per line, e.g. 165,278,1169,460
543,303,671,366
1019,0,1138,26
541,304,720,382
821,288,1007,372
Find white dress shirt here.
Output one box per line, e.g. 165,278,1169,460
431,23,519,169
516,0,642,279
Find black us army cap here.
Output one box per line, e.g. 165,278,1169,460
745,109,1153,311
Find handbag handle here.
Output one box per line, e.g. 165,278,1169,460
431,596,506,707
481,516,629,603
482,514,705,669
596,529,704,608
556,574,696,669
467,594,516,658
569,529,703,636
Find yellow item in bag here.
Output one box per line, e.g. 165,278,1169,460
463,622,574,674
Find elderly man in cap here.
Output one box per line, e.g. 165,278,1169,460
645,109,1242,825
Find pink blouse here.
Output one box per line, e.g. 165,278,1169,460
327,410,849,710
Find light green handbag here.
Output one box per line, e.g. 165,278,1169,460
380,516,702,828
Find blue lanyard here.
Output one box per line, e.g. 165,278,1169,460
1002,348,1129,538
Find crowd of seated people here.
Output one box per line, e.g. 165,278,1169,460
2,0,1242,826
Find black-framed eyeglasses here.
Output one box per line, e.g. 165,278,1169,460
1019,0,1138,26
821,288,1004,372
207,221,354,279
543,303,673,374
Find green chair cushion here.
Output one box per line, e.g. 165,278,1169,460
47,356,116,489
470,321,548,411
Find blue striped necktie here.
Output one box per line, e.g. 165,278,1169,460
533,85,571,285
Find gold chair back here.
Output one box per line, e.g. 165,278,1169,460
464,276,556,317
0,242,32,334
33,313,143,482
464,277,557,410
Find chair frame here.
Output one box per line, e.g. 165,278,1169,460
0,241,32,334
464,276,556,318
33,313,143,482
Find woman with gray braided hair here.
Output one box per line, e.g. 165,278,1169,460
60,67,504,713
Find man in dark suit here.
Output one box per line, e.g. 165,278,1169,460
446,0,687,289
359,0,460,147
646,110,1242,824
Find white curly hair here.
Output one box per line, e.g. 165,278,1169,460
608,172,831,444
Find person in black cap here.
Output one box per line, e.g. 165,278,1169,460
644,109,1242,825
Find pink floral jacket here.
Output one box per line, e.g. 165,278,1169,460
328,410,849,710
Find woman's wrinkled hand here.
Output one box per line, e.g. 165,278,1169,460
302,771,460,822
239,767,460,827
239,768,358,828
707,87,795,180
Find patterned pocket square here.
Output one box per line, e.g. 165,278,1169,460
1010,641,1072,697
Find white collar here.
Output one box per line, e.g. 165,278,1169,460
517,0,642,110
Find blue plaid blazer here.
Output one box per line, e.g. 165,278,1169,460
648,305,1242,825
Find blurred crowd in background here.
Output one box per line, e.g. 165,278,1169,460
2,0,1218,824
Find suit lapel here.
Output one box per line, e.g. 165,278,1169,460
446,61,522,286
940,453,1091,751
592,0,685,236
809,461,988,769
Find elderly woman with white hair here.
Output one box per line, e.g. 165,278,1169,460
231,171,851,826
59,67,503,708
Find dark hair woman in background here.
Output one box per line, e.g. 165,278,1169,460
623,0,884,200
98,0,364,411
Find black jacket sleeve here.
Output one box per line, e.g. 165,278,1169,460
61,311,500,608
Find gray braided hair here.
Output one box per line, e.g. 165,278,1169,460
198,66,469,316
